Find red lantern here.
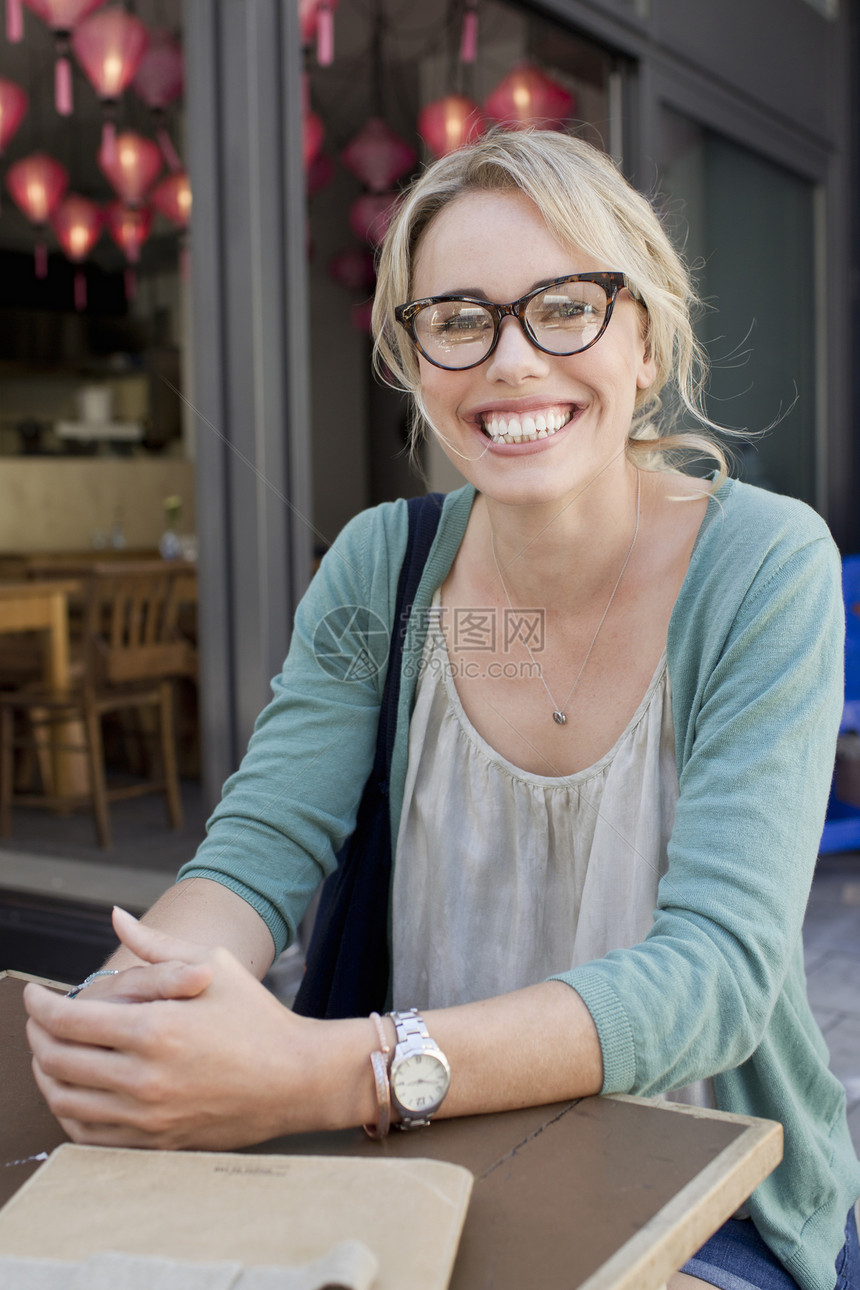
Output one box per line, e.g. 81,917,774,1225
349,192,397,246
341,118,416,193
6,152,69,277
418,95,484,158
52,193,102,309
151,170,190,228
132,28,183,171
6,0,23,41
22,0,107,112
0,77,27,152
106,199,152,299
298,0,338,66
484,64,574,131
307,150,334,197
99,129,162,206
328,246,376,292
72,6,149,163
303,111,324,169
459,0,478,63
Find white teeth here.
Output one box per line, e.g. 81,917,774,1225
483,408,573,442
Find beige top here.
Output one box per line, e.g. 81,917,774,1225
392,594,715,1107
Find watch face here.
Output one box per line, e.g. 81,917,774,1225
391,1052,451,1115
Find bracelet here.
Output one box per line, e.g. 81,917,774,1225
65,969,119,999
362,1011,392,1140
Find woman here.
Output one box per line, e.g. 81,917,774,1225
24,131,860,1289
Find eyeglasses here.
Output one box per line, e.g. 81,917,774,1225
394,272,631,371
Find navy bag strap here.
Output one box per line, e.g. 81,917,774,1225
292,493,445,1019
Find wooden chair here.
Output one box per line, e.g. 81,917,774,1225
0,565,197,849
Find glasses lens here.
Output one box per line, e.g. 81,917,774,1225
525,280,609,355
413,301,495,369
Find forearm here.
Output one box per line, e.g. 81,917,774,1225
105,878,277,979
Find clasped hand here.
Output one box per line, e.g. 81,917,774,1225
24,908,323,1151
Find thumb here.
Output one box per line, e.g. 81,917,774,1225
112,906,210,968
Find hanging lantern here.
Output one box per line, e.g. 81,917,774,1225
6,0,23,41
0,77,27,152
72,6,149,163
459,0,478,63
303,110,324,169
328,245,376,292
418,95,484,159
484,64,574,131
52,193,102,309
307,150,334,197
151,170,190,228
298,0,338,66
99,129,162,206
341,118,416,193
132,28,184,171
22,1,108,113
106,199,152,299
349,191,397,246
6,152,69,277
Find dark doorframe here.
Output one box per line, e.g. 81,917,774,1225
184,0,313,807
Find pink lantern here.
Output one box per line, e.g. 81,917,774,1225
349,191,398,246
307,150,334,197
341,118,416,193
0,77,27,152
6,0,23,41
460,0,478,63
132,28,183,170
484,64,574,131
303,111,324,169
418,95,484,158
298,0,338,66
52,193,102,309
106,199,152,299
328,246,376,292
6,152,69,277
99,129,162,206
151,171,190,228
22,0,107,112
72,6,149,162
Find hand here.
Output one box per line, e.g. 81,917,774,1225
24,908,329,1151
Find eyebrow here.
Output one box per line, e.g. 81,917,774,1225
429,274,580,301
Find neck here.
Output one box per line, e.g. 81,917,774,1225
483,458,643,612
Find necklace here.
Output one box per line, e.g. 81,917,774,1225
490,471,641,727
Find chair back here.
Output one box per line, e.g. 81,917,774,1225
83,564,196,688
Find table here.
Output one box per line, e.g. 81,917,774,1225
0,971,782,1290
0,582,80,797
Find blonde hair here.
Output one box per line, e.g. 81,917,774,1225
372,129,729,485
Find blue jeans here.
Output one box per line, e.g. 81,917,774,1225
680,1206,859,1290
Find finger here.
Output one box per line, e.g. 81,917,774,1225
111,906,211,967
23,982,179,1053
28,1016,140,1092
31,1059,166,1143
108,960,213,1004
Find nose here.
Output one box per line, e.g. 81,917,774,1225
484,315,551,383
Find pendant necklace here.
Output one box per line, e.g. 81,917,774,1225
490,471,641,727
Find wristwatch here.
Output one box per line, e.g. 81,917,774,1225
387,1008,451,1129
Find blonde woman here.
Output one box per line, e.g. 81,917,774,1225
25,132,860,1290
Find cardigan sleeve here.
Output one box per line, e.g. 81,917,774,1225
553,517,844,1096
177,500,408,957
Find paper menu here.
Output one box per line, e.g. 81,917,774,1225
0,1145,474,1290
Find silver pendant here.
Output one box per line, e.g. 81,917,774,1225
552,711,567,726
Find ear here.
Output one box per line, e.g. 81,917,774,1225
635,312,657,390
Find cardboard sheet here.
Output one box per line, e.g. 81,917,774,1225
0,1144,473,1290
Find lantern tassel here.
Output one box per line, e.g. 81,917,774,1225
157,126,183,173
6,0,22,42
55,54,73,115
34,241,47,279
101,117,117,167
460,4,478,63
180,236,190,282
124,266,136,300
316,3,334,66
74,267,87,311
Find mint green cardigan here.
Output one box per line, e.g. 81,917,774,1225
181,479,860,1288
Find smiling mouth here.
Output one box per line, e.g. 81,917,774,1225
479,407,575,444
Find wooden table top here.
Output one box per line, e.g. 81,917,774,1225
0,971,782,1290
